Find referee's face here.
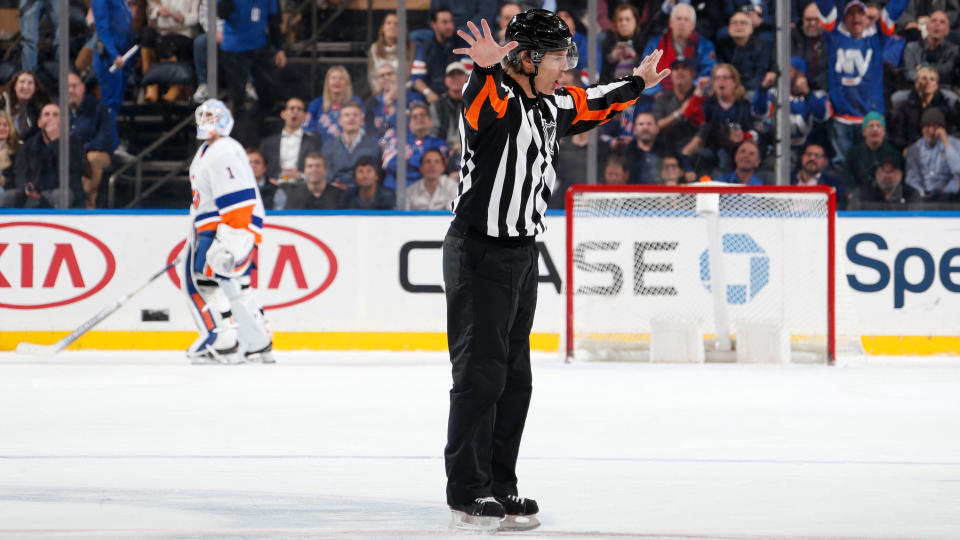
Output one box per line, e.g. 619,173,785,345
534,51,569,94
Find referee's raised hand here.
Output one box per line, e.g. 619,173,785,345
634,49,672,89
454,19,519,69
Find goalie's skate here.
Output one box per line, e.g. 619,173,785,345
496,494,540,531
243,342,275,364
449,496,504,532
187,330,240,365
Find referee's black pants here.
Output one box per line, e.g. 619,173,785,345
442,217,539,506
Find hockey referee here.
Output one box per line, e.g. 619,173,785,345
442,9,671,532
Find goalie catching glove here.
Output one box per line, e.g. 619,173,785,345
206,223,255,277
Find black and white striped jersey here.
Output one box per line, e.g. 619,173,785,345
451,63,647,238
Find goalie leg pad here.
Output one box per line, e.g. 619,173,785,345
219,276,272,355
183,250,239,362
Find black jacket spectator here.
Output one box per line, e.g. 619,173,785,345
696,95,755,164
790,6,829,91
900,10,959,88
791,170,849,210
9,131,83,207
850,177,923,209
902,39,959,88
286,182,340,209
715,34,774,91
257,178,284,211
259,132,323,181
68,94,113,152
338,185,396,210
888,89,959,149
625,137,694,184
843,139,903,191
600,4,650,81
896,0,959,32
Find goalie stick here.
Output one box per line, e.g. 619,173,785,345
15,257,182,356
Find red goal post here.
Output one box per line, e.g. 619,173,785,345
564,184,837,364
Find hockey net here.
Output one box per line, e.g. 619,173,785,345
565,184,839,364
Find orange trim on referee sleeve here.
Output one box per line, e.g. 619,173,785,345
220,204,254,229
464,74,509,131
566,85,639,125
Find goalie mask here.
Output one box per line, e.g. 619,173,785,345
195,99,234,140
505,9,578,71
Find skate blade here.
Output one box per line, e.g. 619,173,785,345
189,352,242,365
449,510,501,533
245,352,276,364
500,514,540,531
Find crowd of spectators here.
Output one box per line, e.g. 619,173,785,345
2,0,960,211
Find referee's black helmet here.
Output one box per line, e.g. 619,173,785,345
506,9,578,69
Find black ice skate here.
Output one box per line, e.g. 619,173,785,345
449,496,505,532
243,342,275,364
495,494,540,531
187,331,240,365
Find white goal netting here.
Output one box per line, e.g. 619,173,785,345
565,184,839,364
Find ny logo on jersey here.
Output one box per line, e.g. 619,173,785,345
835,48,873,86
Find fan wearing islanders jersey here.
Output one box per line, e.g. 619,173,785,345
184,99,273,364
814,0,907,170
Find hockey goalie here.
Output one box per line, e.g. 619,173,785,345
183,99,274,364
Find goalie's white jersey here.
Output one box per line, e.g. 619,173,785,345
188,136,265,244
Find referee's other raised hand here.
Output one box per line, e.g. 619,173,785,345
634,49,671,89
454,19,519,69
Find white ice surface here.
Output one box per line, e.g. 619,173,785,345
0,351,958,539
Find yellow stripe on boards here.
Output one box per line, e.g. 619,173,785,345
860,336,960,356
0,331,561,353
3,332,958,356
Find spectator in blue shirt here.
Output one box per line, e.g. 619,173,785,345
381,101,448,190
339,155,396,210
321,101,381,189
715,140,765,185
91,0,135,156
625,111,695,184
411,7,462,104
682,63,757,177
905,108,960,201
67,73,113,209
364,63,424,139
305,65,365,142
218,0,287,145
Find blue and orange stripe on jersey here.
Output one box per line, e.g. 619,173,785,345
213,188,262,242
193,210,221,233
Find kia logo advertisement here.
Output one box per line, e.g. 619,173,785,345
0,221,116,309
165,224,338,310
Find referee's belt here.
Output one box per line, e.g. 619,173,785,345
451,215,537,247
